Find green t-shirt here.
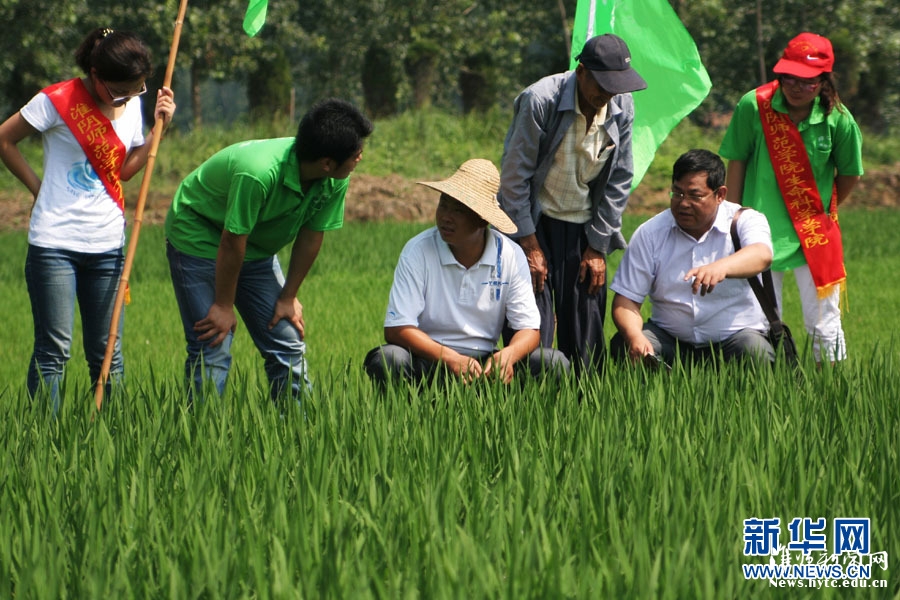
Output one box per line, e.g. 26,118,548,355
718,86,863,271
165,138,348,260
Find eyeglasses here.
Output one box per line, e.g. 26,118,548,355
780,75,822,92
669,189,717,203
101,80,147,105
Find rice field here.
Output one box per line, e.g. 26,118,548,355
0,210,897,598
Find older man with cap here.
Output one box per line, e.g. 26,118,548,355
499,34,647,373
364,159,570,386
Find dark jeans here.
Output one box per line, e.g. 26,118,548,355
166,242,310,402
25,244,124,412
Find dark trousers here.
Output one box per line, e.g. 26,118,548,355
610,320,775,366
532,216,607,372
363,344,570,387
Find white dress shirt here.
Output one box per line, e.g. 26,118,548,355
611,201,772,343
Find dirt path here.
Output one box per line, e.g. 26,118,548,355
1,167,897,232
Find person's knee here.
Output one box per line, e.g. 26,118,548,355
724,329,775,363
528,347,570,377
364,344,413,383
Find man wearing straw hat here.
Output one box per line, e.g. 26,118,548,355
499,34,647,372
364,159,570,386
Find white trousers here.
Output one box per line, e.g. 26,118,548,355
773,264,846,362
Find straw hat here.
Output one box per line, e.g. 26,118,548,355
417,159,517,234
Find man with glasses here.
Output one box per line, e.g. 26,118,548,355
609,149,776,366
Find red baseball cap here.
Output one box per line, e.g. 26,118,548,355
772,33,834,78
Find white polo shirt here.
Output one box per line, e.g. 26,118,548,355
384,227,540,356
610,201,772,343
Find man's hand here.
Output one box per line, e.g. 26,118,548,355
446,352,483,384
685,263,728,296
269,296,305,338
484,349,516,384
194,302,237,347
579,247,607,295
519,235,548,294
625,332,656,363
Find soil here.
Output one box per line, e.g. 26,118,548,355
1,166,897,232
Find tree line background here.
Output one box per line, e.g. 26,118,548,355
0,0,898,134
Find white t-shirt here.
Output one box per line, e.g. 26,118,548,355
384,227,540,356
21,89,145,252
611,202,773,343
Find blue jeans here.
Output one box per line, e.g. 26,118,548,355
24,244,124,410
166,242,310,401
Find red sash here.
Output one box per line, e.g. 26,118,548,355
43,78,127,213
756,80,845,297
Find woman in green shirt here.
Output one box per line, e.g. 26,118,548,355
719,33,863,364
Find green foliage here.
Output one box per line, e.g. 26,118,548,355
359,106,511,179
676,0,900,131
2,1,899,132
0,0,81,112
860,130,900,166
247,46,293,121
3,109,895,216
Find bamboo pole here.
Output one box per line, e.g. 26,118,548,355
94,0,190,410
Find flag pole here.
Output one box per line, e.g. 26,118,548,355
94,0,190,410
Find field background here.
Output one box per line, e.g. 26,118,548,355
0,116,898,598
1,211,899,389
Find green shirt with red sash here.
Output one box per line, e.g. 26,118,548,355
719,85,863,272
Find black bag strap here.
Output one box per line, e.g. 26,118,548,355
730,208,786,336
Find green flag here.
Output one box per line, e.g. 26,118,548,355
243,0,268,37
571,0,711,187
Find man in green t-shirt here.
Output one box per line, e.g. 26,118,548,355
165,98,373,401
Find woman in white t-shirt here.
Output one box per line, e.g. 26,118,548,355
0,27,175,411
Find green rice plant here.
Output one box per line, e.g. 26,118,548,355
0,350,897,598
1,208,898,397
0,211,897,598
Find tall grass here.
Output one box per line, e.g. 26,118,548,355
1,108,898,598
0,348,896,598
0,209,898,598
